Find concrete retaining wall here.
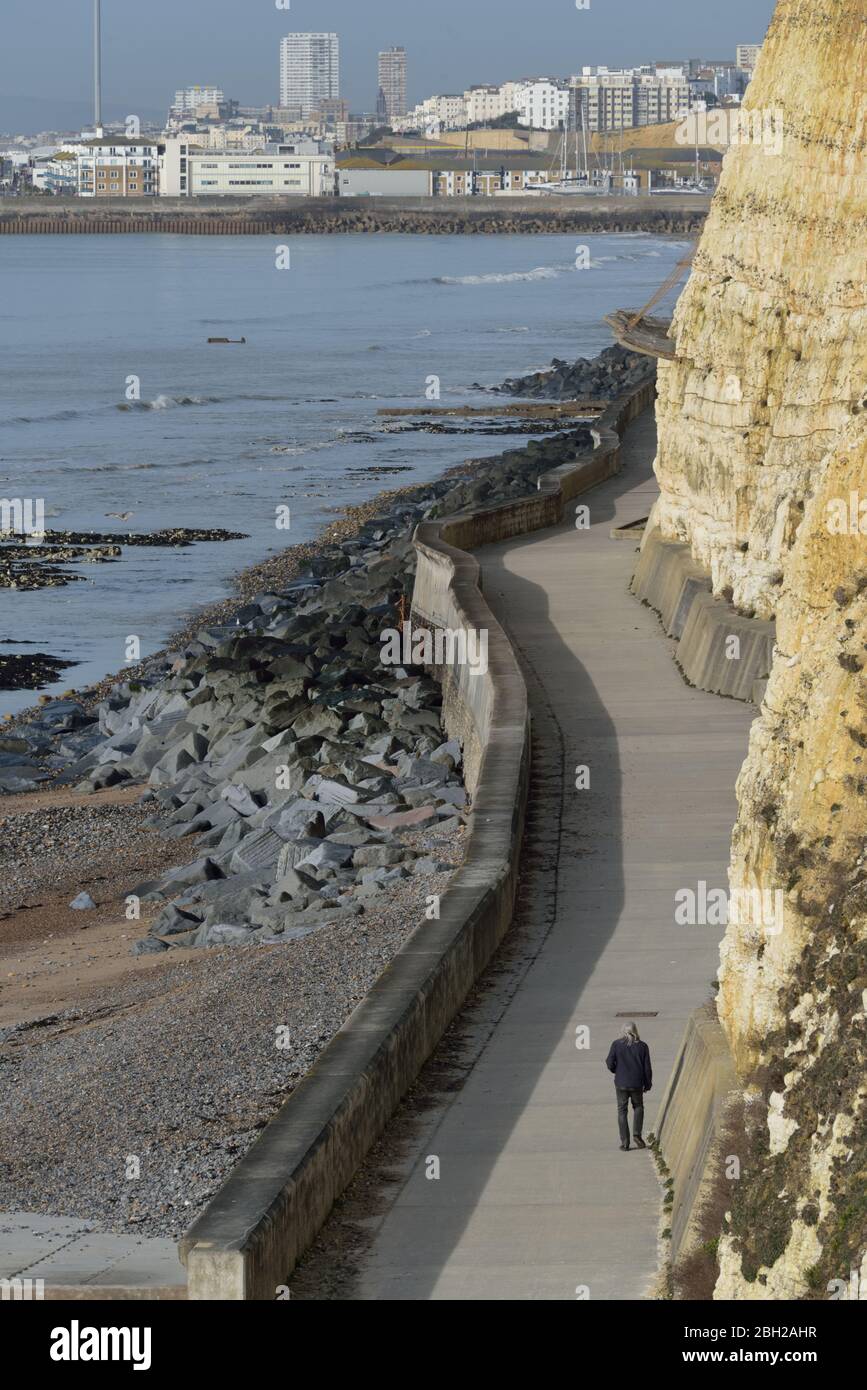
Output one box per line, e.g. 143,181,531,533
180,378,656,1299
632,528,775,703
654,1004,740,1267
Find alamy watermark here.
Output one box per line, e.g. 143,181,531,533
675,880,784,935
380,621,489,676
1,1277,45,1301
676,108,784,158
1,497,46,538
826,493,867,535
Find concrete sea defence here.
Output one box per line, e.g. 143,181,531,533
179,376,656,1298
632,527,775,704
653,1005,740,1273
0,196,709,237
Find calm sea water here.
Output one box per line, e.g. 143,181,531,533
0,232,687,712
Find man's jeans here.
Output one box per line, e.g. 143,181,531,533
616,1086,644,1144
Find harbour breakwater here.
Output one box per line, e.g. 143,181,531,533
0,197,709,237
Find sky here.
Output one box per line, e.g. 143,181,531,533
2,0,777,134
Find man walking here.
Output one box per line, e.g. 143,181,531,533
605,1022,652,1151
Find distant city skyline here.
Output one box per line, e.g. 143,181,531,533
1,0,776,134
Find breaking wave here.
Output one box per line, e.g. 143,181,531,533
436,265,566,286
117,394,219,412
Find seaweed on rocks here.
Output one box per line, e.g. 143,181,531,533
0,528,248,594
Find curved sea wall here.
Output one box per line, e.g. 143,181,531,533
181,378,654,1298
645,0,867,1299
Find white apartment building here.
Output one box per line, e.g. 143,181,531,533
160,138,333,197
31,151,79,195
515,80,571,131
279,34,339,117
635,71,691,125
405,93,468,134
171,87,225,115
464,81,523,126
572,68,690,131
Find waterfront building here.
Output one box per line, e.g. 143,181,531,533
30,150,79,195
339,167,431,197
74,137,160,196
160,138,334,197
279,33,340,117
377,48,407,123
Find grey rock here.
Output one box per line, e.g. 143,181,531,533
411,857,452,875
296,840,355,871
315,778,368,807
220,783,261,817
262,799,326,841
276,837,326,878
69,892,97,911
433,816,463,835
150,905,204,937
0,771,42,793
431,739,462,768
131,937,169,956
228,828,284,875
396,755,449,786
354,880,383,899
271,867,319,901
136,856,224,901
89,765,129,791
352,844,411,869
292,707,344,740
196,922,255,947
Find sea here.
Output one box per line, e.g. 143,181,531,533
0,231,687,713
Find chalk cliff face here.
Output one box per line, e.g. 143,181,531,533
652,0,867,621
715,415,867,1299
650,0,867,1298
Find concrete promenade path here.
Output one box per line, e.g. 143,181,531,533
302,408,755,1301
0,1212,186,1298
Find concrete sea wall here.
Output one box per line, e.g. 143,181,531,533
632,527,775,704
180,378,655,1298
654,1005,740,1269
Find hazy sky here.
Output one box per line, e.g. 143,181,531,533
3,0,777,133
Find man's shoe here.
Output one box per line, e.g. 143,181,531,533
633,1137,646,1149
619,1142,630,1151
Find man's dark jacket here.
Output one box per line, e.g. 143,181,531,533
605,1038,652,1090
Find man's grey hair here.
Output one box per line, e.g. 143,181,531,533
622,1021,641,1045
